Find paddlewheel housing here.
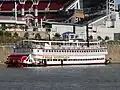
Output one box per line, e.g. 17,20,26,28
5,54,29,67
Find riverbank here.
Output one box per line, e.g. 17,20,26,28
0,63,6,68
106,42,120,64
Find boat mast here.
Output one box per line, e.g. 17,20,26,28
86,24,89,47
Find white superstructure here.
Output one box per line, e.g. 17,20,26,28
6,38,108,67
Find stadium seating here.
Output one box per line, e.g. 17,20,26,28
0,2,14,11
38,2,49,10
49,2,63,10
17,1,33,11
0,1,69,11
24,1,33,10
0,0,75,23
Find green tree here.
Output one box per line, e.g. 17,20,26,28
13,32,19,37
24,32,29,39
53,33,61,40
105,36,109,40
0,31,4,36
35,33,41,40
97,36,102,41
1,24,7,31
89,35,93,40
4,31,11,37
25,25,28,31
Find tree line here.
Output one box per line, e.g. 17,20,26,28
0,30,61,43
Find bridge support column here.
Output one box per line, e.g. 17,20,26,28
20,0,25,20
33,0,39,28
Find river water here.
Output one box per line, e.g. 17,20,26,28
0,64,120,90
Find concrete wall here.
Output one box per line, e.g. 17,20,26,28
106,44,120,63
0,46,12,63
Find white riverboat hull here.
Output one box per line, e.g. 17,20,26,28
46,60,105,65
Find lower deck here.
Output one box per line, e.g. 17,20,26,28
6,53,110,67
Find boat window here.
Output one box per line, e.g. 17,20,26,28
58,59,60,61
47,59,50,61
69,59,71,61
53,59,57,61
60,43,63,45
64,59,67,61
70,43,72,45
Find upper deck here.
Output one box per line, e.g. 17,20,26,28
14,40,107,50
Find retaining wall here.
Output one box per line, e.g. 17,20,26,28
0,46,12,63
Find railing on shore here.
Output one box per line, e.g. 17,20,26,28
0,43,15,48
107,41,120,45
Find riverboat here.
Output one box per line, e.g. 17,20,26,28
5,37,109,67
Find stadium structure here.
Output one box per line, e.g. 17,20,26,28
0,0,120,40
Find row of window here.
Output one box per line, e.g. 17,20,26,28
42,49,106,53
51,43,103,46
48,58,104,61
33,58,104,61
